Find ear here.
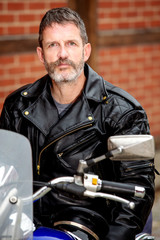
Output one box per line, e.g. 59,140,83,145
84,43,91,62
37,47,45,64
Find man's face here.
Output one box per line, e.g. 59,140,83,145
37,23,90,83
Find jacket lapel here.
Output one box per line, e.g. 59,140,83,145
21,64,108,137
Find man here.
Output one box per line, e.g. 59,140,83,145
0,7,155,240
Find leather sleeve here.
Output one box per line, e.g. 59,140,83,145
0,104,12,130
105,107,155,240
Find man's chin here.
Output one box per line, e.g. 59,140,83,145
49,66,83,83
50,73,75,83
56,77,76,84
51,70,77,83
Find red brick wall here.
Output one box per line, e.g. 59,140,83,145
0,0,67,109
0,53,46,102
97,0,160,136
97,44,160,136
0,1,67,35
97,0,160,30
0,0,160,137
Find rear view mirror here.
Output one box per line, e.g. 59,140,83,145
108,135,155,161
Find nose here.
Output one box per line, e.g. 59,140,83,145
57,45,69,59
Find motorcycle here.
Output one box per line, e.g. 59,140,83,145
0,129,155,240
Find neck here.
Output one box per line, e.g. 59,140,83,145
51,72,86,104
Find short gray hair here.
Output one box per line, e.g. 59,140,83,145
38,7,88,48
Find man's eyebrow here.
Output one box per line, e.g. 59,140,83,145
44,40,56,45
66,39,79,44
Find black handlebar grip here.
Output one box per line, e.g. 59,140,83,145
101,181,137,197
55,182,86,196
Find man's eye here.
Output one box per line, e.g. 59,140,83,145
49,43,57,47
68,42,76,46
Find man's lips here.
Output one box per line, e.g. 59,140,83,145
57,63,70,68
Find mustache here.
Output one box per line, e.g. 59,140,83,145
50,58,77,69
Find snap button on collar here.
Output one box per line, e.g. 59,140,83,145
23,91,28,96
88,116,93,121
24,111,29,116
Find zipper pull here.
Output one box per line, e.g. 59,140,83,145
58,152,63,157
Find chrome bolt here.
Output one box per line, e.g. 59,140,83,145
9,196,18,204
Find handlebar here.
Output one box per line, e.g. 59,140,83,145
33,173,145,210
33,176,74,202
101,180,145,198
31,134,154,212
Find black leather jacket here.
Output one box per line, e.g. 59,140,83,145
0,64,155,240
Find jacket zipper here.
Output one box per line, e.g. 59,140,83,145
57,132,97,158
37,123,93,175
122,162,154,173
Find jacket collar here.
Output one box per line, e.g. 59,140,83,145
83,64,108,102
21,74,51,99
21,64,108,102
21,64,108,136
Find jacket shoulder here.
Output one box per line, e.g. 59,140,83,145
3,75,49,110
104,80,142,109
6,84,31,99
3,84,30,108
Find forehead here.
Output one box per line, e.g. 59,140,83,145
42,22,82,42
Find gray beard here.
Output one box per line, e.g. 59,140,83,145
44,58,84,84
